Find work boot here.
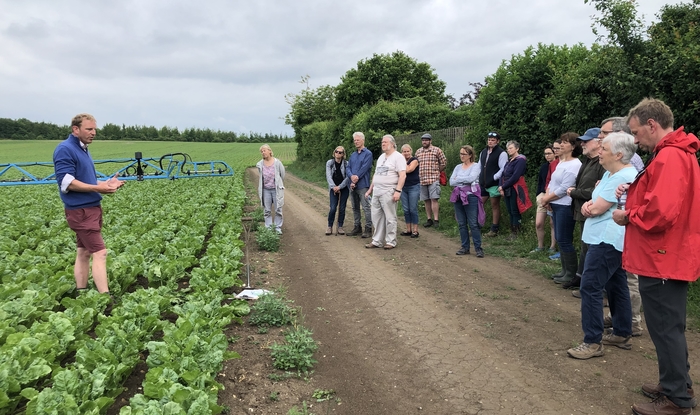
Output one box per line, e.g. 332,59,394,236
433,220,440,229
361,226,372,239
632,396,692,415
562,274,581,289
642,383,697,408
424,218,434,228
347,225,362,236
567,342,604,360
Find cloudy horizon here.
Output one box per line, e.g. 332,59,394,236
0,0,671,135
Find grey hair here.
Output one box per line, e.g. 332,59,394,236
602,116,632,134
506,140,520,151
401,143,412,153
602,132,637,164
353,131,365,140
383,134,397,149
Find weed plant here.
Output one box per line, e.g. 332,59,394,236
270,324,318,372
249,290,295,327
256,225,281,252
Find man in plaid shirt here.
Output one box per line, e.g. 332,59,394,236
415,134,447,228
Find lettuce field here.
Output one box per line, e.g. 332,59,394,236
0,140,297,414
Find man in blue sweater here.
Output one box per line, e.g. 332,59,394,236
54,113,124,294
346,132,374,238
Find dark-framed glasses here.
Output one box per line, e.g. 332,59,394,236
335,150,344,154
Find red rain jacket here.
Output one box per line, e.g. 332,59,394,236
623,127,700,281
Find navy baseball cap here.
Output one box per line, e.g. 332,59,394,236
578,128,601,141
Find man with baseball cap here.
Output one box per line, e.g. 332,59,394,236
478,132,508,236
415,133,447,229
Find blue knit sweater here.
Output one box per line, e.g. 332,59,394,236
53,134,102,209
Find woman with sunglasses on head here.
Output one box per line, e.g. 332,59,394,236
326,146,350,235
450,145,485,257
399,144,421,238
540,133,583,283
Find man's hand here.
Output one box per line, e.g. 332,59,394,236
566,187,575,197
351,175,359,184
96,173,124,194
612,209,629,226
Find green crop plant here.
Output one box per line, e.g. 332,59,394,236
270,325,318,372
256,225,280,252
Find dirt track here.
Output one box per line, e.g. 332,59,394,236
228,169,700,415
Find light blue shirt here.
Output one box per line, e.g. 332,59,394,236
582,166,637,251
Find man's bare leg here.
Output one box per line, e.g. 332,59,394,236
430,199,440,221
91,249,110,293
74,247,91,289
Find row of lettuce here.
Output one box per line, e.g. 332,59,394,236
0,171,250,414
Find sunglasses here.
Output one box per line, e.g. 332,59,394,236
487,132,499,138
335,150,344,154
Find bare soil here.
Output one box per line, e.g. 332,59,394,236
216,168,700,415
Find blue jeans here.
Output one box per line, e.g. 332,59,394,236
551,203,575,253
504,190,521,226
580,242,631,343
453,194,482,251
328,187,349,227
400,184,420,225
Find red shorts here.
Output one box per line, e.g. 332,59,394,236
65,206,106,253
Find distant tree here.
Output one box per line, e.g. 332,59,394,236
284,81,337,138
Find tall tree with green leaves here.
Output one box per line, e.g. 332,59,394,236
334,51,447,122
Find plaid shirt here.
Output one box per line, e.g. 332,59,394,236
415,145,447,185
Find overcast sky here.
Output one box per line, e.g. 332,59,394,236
0,0,671,136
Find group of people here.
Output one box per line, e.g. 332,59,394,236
60,98,700,415
533,99,700,415
326,132,448,250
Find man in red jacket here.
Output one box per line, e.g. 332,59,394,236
613,98,700,415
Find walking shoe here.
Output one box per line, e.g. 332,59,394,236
337,226,345,235
361,226,372,238
567,342,604,359
433,220,440,229
475,248,484,258
604,315,613,328
506,232,518,241
571,290,581,298
400,231,412,236
632,322,644,337
365,243,381,249
562,275,581,289
642,383,697,408
276,228,283,235
549,252,561,260
529,247,544,253
347,225,362,236
326,227,332,235
602,333,632,350
632,396,692,415
424,218,434,228
456,248,469,255
411,232,420,238
485,230,498,237
383,244,395,250
548,247,557,254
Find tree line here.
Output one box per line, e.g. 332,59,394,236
0,118,293,143
286,0,700,175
